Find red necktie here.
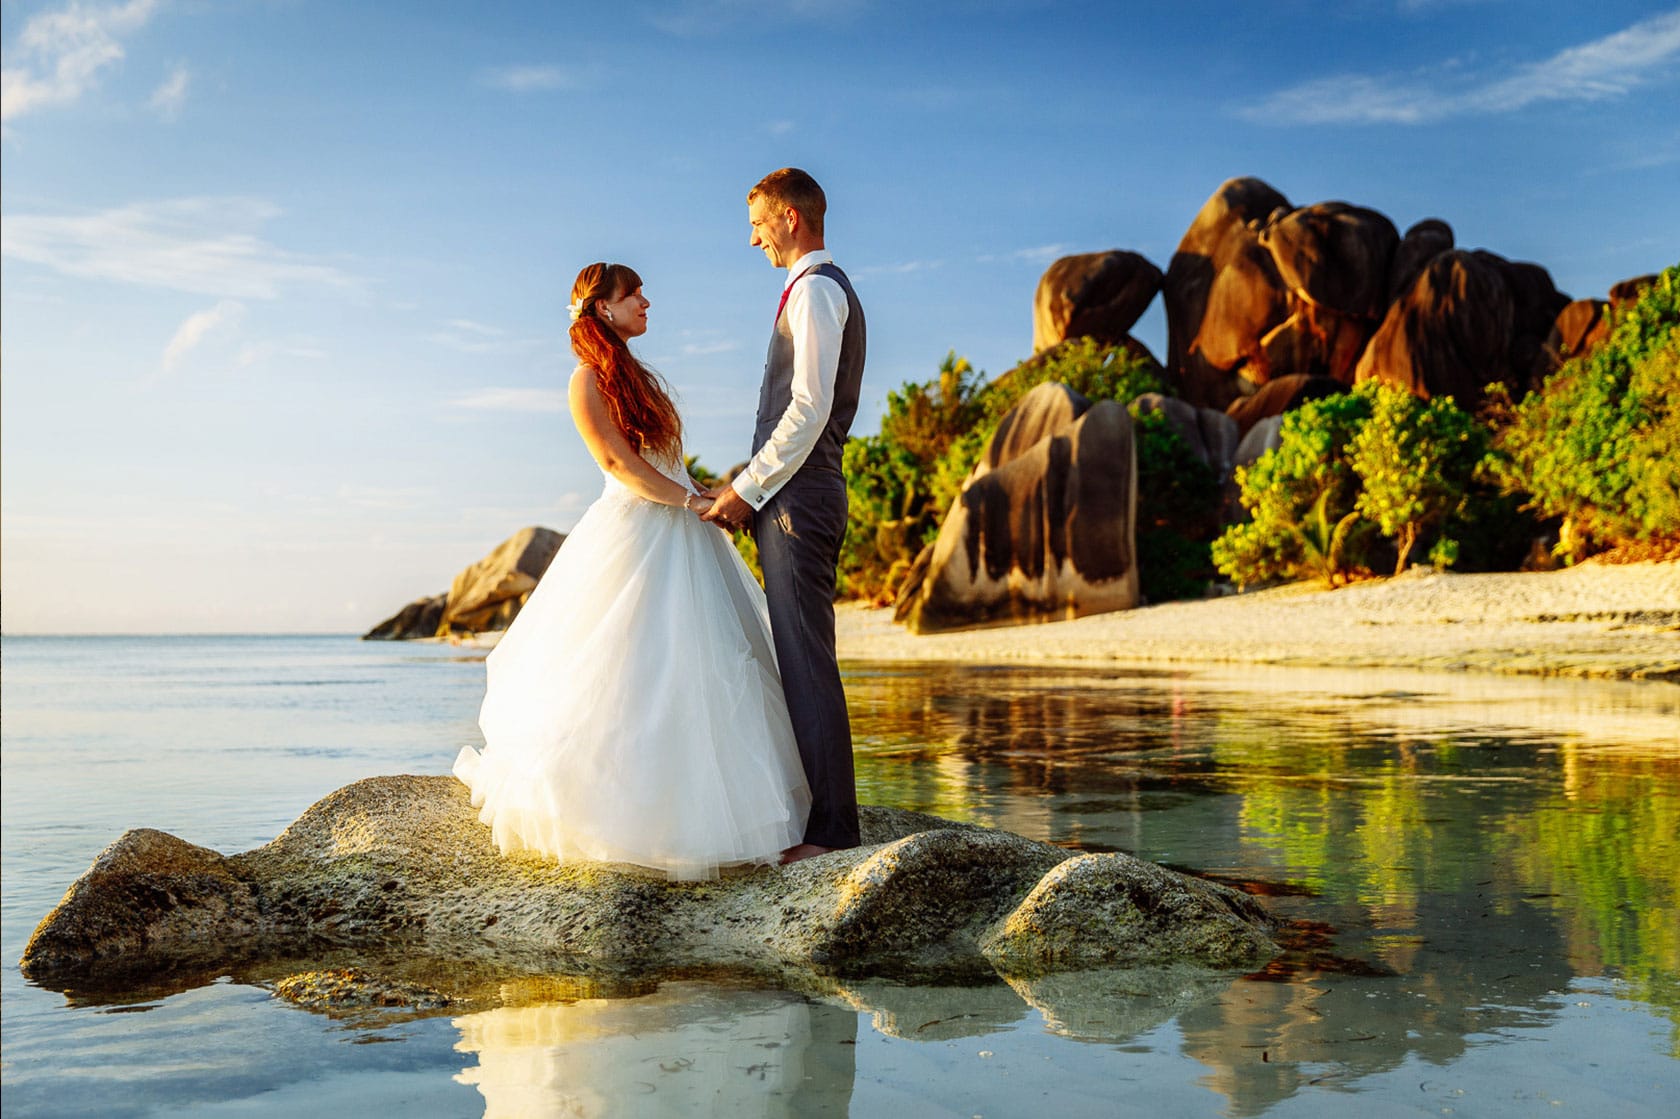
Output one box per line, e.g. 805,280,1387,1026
774,265,821,326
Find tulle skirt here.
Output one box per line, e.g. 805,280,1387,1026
454,481,811,880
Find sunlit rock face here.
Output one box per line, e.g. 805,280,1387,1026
1254,201,1399,388
1352,249,1567,407
1163,176,1293,411
1222,373,1342,439
1539,274,1659,379
20,775,1278,983
1032,250,1163,354
364,526,563,640
900,383,1140,634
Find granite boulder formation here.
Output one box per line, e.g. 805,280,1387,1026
364,526,563,640
21,775,1279,984
1032,250,1163,354
1352,248,1566,406
1163,176,1293,410
898,383,1140,634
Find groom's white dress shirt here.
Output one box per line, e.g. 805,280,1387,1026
730,249,849,510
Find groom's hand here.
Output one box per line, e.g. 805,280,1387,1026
701,487,754,532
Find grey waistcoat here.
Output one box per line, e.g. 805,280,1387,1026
753,263,866,478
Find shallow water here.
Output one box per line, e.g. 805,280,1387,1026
3,637,1677,1117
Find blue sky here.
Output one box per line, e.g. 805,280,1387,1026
4,0,1677,633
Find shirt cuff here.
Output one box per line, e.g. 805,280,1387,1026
731,476,772,510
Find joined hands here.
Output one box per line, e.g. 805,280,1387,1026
692,485,754,534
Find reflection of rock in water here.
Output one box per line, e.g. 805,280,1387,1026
1006,965,1241,1044
829,976,1031,1041
451,982,856,1119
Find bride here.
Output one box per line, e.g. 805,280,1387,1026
453,262,811,880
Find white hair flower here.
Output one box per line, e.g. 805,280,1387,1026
567,298,585,322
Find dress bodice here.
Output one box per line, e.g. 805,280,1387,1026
600,447,697,503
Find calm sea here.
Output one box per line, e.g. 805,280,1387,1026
2,635,1677,1117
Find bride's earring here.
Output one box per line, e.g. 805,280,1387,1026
603,309,615,323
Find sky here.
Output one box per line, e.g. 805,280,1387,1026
3,0,1677,634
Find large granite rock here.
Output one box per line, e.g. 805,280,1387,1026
1032,250,1163,353
362,593,446,641
1164,180,1412,409
1356,249,1568,405
21,776,1278,983
1387,218,1455,304
1130,392,1240,483
1353,249,1515,406
364,526,564,640
1538,273,1660,378
898,383,1140,634
1164,177,1293,410
1255,201,1398,386
1223,373,1343,438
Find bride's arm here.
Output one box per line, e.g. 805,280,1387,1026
569,366,706,511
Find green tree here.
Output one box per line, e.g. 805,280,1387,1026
841,352,986,601
1349,383,1490,576
1131,409,1221,601
1211,390,1375,588
1497,265,1680,557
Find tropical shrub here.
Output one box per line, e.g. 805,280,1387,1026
1349,383,1490,576
1497,265,1680,557
1212,389,1376,588
1131,409,1221,601
840,353,985,601
833,337,1176,601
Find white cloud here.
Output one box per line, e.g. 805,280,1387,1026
147,63,187,118
1,196,362,299
479,65,575,92
452,387,569,413
766,119,795,136
1,0,160,123
976,243,1067,265
161,298,244,371
1245,8,1680,125
681,338,740,356
427,318,545,355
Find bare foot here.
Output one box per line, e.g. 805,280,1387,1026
778,843,835,865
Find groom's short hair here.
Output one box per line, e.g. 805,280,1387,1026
749,168,826,239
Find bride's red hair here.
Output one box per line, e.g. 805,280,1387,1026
569,262,682,459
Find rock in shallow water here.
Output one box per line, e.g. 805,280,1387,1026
22,775,1278,983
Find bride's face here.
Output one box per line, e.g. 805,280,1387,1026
597,285,650,340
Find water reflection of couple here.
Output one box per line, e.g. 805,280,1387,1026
454,168,866,877
452,984,858,1119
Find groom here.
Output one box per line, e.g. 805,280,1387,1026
702,168,866,863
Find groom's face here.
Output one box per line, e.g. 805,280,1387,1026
748,196,797,268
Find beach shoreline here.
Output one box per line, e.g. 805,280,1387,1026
834,562,1680,683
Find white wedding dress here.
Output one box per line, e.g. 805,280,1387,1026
453,450,811,880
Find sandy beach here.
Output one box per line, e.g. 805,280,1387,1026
835,562,1680,683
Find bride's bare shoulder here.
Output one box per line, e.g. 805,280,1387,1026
569,364,602,393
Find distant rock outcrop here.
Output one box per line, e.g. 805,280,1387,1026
364,526,563,640
20,775,1279,982
1032,250,1163,354
899,383,1140,634
1539,273,1660,378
